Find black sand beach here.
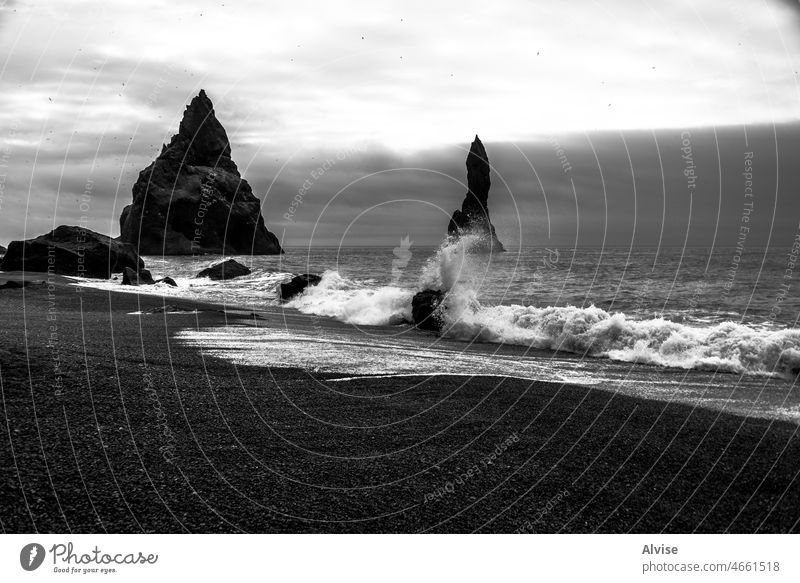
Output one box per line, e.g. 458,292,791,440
1,273,798,533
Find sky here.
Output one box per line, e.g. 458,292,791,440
0,0,799,248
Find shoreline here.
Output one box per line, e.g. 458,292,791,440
1,272,798,532
80,264,800,424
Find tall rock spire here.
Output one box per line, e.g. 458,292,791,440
447,135,505,252
119,90,282,255
172,89,232,164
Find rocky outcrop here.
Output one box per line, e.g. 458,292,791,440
411,289,445,332
122,267,155,285
0,226,144,278
119,90,283,255
447,136,504,252
279,274,322,301
0,245,6,255
120,268,177,286
0,280,32,290
196,259,251,280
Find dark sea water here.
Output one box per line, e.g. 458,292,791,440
86,243,800,325
76,238,800,421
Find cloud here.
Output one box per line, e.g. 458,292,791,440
1,0,799,247
2,109,799,249
248,124,800,248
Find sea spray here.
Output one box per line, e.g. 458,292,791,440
411,236,800,377
417,233,494,327
279,236,800,377
285,235,491,327
418,234,485,291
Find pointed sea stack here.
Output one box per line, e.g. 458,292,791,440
119,90,283,255
447,135,504,252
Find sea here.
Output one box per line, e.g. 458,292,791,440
76,235,800,422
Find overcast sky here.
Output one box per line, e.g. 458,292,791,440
1,0,799,248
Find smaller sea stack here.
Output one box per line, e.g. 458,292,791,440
447,135,504,252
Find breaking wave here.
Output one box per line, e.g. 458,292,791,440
284,235,800,377
440,299,800,376
285,270,414,326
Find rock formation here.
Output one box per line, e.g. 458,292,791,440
411,289,445,332
279,274,322,301
195,259,251,281
447,136,504,252
122,267,155,285
0,280,33,290
119,90,283,255
0,245,6,255
120,267,177,286
1,226,144,278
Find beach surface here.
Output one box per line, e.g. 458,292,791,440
1,272,798,533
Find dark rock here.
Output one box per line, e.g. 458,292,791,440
122,267,155,286
0,245,6,255
279,273,322,301
0,226,144,278
447,135,505,252
196,259,251,280
119,90,283,255
121,268,136,285
412,289,445,332
154,276,178,287
0,280,30,290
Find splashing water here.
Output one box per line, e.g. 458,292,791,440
68,236,800,378
287,234,489,327
286,270,414,326
286,235,800,377
418,233,487,291
439,302,800,376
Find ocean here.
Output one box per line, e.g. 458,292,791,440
77,236,800,422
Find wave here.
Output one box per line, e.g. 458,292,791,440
285,270,414,326
72,265,293,309
439,298,800,376
282,235,800,377
285,234,488,326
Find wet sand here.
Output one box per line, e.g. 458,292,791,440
1,272,798,533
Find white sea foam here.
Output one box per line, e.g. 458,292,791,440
72,267,292,308
418,234,484,291
285,270,414,326
67,237,800,378
174,326,597,386
281,236,800,378
438,299,800,376
283,235,486,327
